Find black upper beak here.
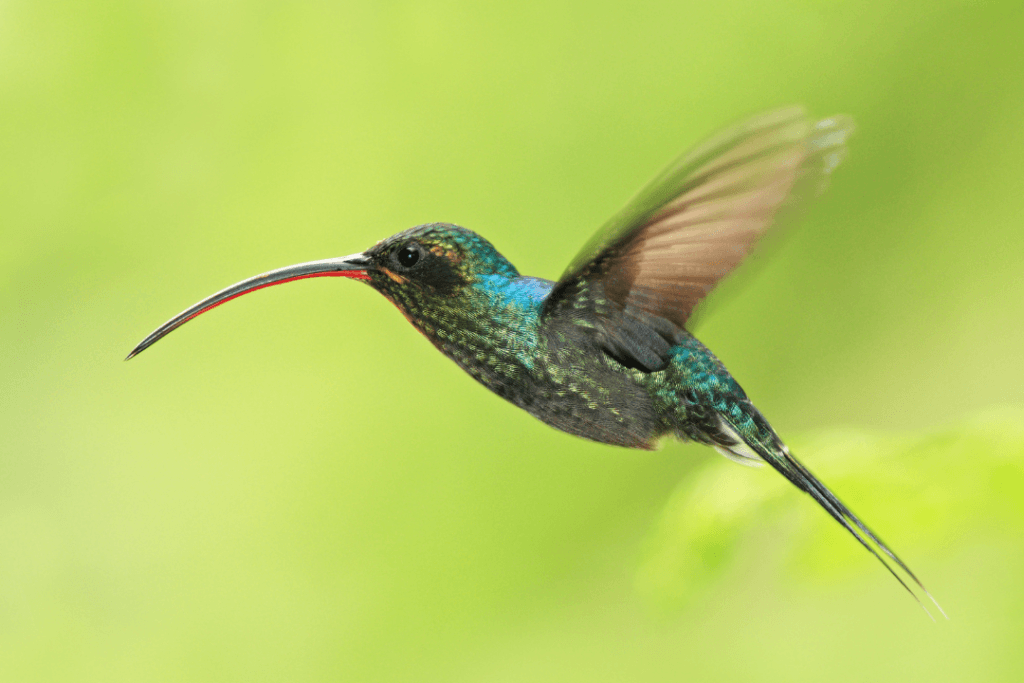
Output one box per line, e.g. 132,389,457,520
126,253,371,360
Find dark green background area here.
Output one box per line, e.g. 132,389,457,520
2,1,1022,681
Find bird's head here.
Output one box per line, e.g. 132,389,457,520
125,223,519,359
362,223,518,301
354,223,523,335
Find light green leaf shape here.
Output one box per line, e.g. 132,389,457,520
636,407,1024,612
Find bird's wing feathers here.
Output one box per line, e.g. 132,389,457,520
542,107,853,372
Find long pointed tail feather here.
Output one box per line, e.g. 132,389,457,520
748,438,945,618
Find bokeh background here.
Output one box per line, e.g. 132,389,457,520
2,1,1023,681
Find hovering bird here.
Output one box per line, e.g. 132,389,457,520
128,107,941,615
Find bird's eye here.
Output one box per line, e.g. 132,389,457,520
396,246,420,268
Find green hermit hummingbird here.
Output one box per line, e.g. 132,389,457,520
128,107,942,615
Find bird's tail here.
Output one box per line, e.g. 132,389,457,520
739,432,946,619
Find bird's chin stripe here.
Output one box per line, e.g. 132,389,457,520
380,268,409,284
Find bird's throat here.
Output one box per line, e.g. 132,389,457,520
393,276,553,396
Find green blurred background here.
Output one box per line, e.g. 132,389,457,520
2,1,1023,681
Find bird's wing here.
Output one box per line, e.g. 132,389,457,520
541,107,853,372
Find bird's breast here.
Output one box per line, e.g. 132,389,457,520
404,278,665,448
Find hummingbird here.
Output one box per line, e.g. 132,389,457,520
128,107,942,615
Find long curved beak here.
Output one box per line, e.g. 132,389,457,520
125,253,372,360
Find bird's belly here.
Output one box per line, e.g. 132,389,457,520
435,328,663,448
513,359,663,449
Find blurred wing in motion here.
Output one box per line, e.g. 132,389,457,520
542,107,853,371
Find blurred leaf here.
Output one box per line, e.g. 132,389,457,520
637,408,1024,612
